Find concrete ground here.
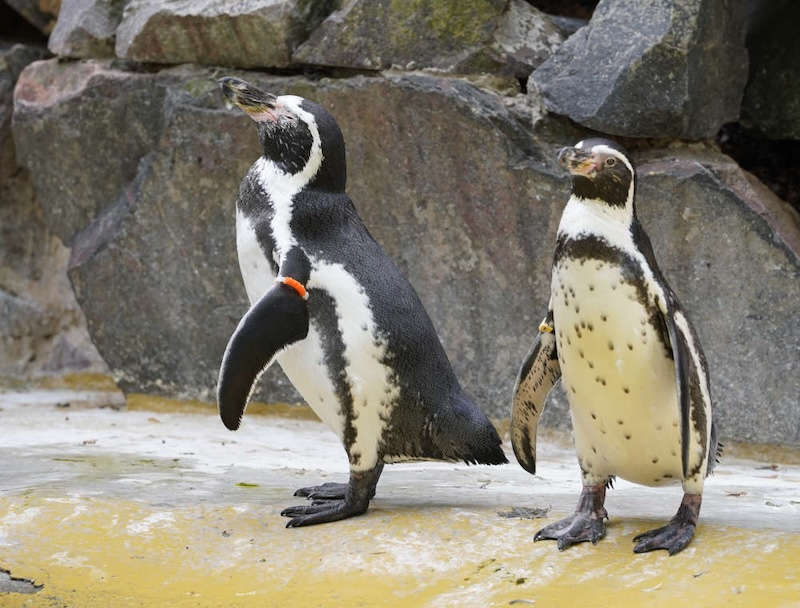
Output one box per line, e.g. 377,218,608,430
1,381,799,607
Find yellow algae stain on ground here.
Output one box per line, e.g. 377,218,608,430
1,494,799,608
125,393,320,421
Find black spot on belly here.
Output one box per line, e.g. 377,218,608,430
592,446,597,453
591,412,597,419
575,305,580,313
587,360,594,369
580,320,586,329
652,457,659,464
663,473,673,479
624,433,631,440
617,419,624,425
587,322,594,332
627,343,633,350
622,386,630,394
570,385,576,394
608,341,614,351
579,349,584,359
589,285,595,291
600,313,607,322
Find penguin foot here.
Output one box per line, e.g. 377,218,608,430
293,482,348,500
534,484,607,550
281,498,369,527
281,463,384,528
632,493,701,555
632,521,695,555
534,512,606,550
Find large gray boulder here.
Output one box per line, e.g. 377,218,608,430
1,43,47,178
115,0,330,68
12,59,800,445
13,59,169,244
531,0,749,139
48,0,127,59
740,0,800,140
293,0,564,77
1,48,105,379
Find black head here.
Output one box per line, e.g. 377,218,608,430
219,76,346,191
558,138,634,209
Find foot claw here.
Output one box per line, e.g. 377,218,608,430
282,499,368,528
536,513,606,550
632,521,695,555
293,482,348,500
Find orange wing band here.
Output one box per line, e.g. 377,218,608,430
279,276,309,300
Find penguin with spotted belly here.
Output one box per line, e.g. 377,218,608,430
511,138,719,555
217,77,507,527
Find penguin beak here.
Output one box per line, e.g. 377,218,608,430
558,147,599,177
219,77,278,122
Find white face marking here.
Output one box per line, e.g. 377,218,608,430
569,142,635,217
256,95,324,262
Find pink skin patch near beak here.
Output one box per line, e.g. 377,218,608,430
571,158,601,177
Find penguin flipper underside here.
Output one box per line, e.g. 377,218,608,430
511,312,561,475
217,283,309,431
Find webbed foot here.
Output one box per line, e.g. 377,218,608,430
293,482,348,500
534,484,607,550
633,493,701,555
281,463,383,528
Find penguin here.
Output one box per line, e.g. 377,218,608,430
511,138,719,555
217,77,507,527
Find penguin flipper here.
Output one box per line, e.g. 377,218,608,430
217,283,309,431
511,312,561,475
662,301,711,481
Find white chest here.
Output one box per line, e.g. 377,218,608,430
552,258,681,486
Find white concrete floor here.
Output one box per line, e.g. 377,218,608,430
1,389,799,607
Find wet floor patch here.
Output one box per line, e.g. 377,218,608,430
0,568,42,594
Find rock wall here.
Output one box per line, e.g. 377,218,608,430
3,0,799,445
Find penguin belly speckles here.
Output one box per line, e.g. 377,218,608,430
511,138,718,555
216,77,507,528
554,259,681,487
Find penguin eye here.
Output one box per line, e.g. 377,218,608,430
605,157,617,167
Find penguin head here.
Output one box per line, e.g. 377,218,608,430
558,139,634,211
219,77,346,191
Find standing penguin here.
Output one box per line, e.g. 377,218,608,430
511,139,719,555
217,77,507,527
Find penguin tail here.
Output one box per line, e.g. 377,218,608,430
437,392,508,466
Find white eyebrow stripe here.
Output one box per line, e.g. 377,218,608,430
590,144,634,175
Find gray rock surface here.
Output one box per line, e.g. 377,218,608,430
11,59,800,446
13,59,169,244
115,0,324,68
293,0,563,77
48,0,127,58
740,0,800,140
531,0,749,139
1,42,47,178
1,49,106,379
